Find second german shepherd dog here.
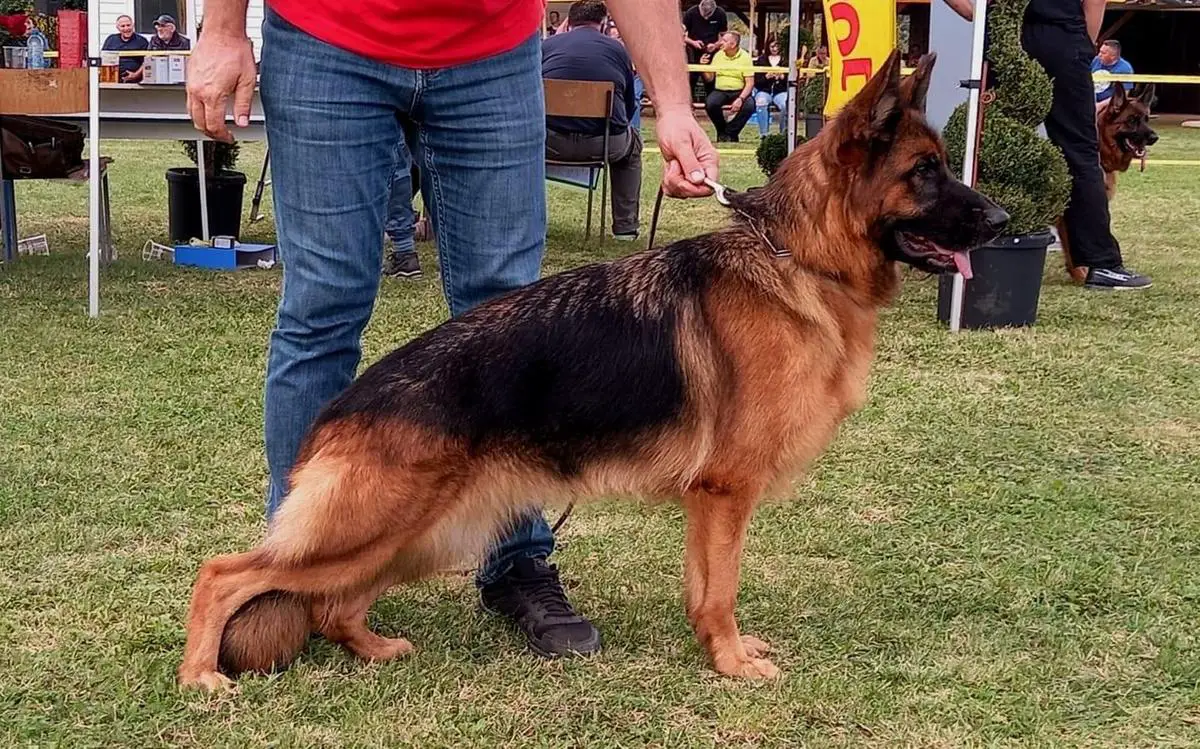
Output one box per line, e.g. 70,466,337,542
1060,83,1158,282
179,52,1007,690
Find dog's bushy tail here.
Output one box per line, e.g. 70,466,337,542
218,591,310,676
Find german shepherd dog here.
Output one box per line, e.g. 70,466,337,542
178,52,1007,690
1060,83,1157,282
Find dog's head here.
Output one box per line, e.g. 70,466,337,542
817,51,1007,279
1103,83,1158,160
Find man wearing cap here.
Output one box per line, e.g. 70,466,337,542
187,0,718,661
149,15,191,51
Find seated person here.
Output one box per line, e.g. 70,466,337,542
701,31,755,143
752,37,788,137
102,15,149,82
149,15,191,50
543,0,643,240
810,45,830,70
1092,39,1133,112
683,0,728,100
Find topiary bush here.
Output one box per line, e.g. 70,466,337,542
181,140,241,177
801,73,826,114
776,24,815,60
756,132,790,177
943,0,1069,236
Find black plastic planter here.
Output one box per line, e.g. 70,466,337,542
166,167,247,243
805,113,824,140
937,230,1053,329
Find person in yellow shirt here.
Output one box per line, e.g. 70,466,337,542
700,31,756,142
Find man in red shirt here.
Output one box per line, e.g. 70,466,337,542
187,0,718,660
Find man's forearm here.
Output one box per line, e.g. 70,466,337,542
608,0,693,116
202,0,250,36
1083,0,1106,43
739,77,754,99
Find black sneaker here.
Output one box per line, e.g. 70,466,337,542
383,252,422,279
480,557,601,659
1085,266,1152,290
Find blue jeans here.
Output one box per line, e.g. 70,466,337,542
384,140,416,254
260,10,555,586
752,89,789,136
631,75,644,132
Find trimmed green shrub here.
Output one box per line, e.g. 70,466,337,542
756,133,791,176
181,140,241,177
801,73,826,114
776,24,815,60
985,0,1052,126
943,0,1070,236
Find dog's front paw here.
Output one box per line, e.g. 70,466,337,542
715,654,781,680
179,668,237,693
740,634,771,659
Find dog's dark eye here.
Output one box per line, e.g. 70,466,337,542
914,156,940,175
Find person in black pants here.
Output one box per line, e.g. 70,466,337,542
701,31,756,142
945,0,1150,289
683,1,727,101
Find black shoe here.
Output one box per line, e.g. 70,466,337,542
1085,266,1152,290
480,557,601,659
383,251,422,279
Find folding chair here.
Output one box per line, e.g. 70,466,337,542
543,79,615,239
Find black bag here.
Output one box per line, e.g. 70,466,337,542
0,115,85,179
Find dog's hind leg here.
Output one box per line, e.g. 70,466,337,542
181,446,425,688
179,549,286,690
313,582,415,662
1057,218,1087,283
682,485,778,680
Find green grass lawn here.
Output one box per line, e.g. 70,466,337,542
2,123,1199,747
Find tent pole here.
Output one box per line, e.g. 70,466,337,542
87,0,101,317
786,0,800,152
196,140,210,241
949,0,988,333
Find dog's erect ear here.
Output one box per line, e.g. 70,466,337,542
1109,81,1128,111
839,49,903,135
1137,83,1157,110
834,50,905,166
900,53,937,112
867,50,904,132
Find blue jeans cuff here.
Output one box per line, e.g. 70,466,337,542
474,510,556,587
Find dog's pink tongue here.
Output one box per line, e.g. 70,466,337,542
953,252,974,280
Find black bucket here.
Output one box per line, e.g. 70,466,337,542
937,230,1054,329
805,113,824,140
166,167,247,243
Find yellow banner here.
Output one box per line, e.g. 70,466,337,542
822,0,897,116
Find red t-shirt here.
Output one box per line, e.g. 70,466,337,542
269,0,543,69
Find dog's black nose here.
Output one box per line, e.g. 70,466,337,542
1147,132,1159,146
983,207,1009,233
